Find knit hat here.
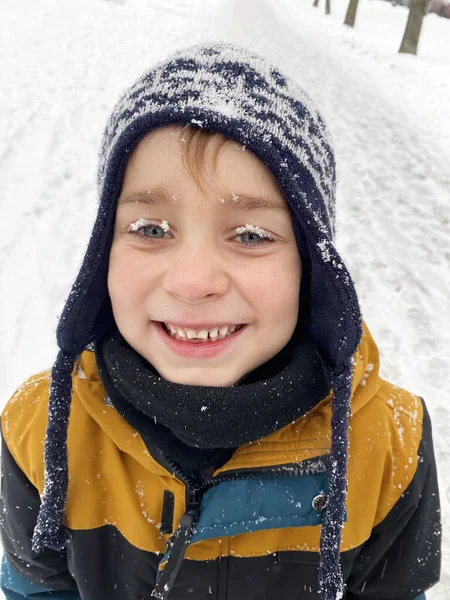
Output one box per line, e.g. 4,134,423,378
32,42,362,600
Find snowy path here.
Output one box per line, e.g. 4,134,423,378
1,0,448,597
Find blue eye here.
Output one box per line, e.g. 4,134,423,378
234,226,276,247
127,220,170,240
237,231,269,244
140,225,167,239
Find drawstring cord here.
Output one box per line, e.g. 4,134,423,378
319,361,353,600
32,349,76,552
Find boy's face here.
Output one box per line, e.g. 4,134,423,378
108,125,302,387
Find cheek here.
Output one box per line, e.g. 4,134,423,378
108,247,155,308
241,256,301,323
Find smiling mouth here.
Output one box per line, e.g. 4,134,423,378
160,322,245,343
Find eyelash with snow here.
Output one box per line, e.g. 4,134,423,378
126,219,276,247
128,218,170,233
235,224,272,239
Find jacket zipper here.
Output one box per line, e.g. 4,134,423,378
151,454,329,600
150,454,205,600
151,485,202,600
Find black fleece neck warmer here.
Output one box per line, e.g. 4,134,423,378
94,326,331,478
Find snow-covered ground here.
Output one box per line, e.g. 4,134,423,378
0,0,448,597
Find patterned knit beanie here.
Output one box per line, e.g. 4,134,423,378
32,42,362,600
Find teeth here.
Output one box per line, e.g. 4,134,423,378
164,323,242,342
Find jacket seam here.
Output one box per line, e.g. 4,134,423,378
383,400,423,425
65,522,167,553
231,449,330,460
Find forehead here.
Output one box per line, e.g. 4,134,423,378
119,125,291,215
118,187,290,216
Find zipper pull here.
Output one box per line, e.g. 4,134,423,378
151,487,202,600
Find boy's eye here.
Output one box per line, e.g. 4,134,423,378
234,224,275,247
127,219,171,239
234,230,272,245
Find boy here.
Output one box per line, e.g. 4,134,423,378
0,43,440,600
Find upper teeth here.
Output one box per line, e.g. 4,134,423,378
165,323,239,341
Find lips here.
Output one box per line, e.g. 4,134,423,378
153,321,247,359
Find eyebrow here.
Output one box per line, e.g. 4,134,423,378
117,186,289,214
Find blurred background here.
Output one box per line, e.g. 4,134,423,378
0,0,448,597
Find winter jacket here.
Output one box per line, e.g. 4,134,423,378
0,323,440,599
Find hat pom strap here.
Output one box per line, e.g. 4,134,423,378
319,362,353,600
32,350,76,553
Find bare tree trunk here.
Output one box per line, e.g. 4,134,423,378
313,0,319,7
399,0,428,55
326,0,331,15
344,0,360,27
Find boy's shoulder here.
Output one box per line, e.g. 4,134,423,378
2,367,53,434
1,367,53,487
347,373,427,524
351,375,424,452
0,350,102,484
348,330,425,479
1,348,102,433
347,322,424,451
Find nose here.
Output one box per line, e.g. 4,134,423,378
162,241,230,303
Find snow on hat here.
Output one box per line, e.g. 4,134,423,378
32,42,362,600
